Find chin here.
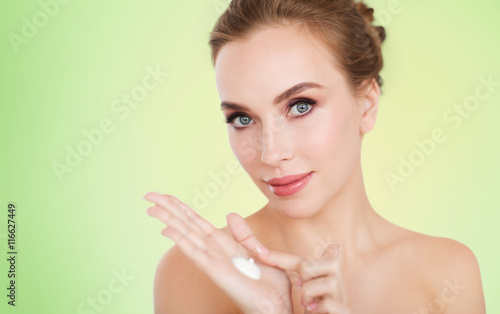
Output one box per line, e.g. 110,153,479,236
268,196,320,219
282,210,318,220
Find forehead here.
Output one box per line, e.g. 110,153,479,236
215,25,342,101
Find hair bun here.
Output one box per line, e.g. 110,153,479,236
210,0,386,91
374,25,386,42
355,2,386,43
355,2,374,23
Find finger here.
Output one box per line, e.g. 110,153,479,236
301,261,346,304
162,226,260,297
147,205,206,249
144,192,200,231
152,204,247,270
321,244,347,304
301,256,340,279
307,297,351,313
302,275,339,306
257,247,303,272
165,193,217,235
144,191,216,236
321,243,341,260
226,212,266,254
288,270,303,289
263,247,339,281
306,243,341,277
147,203,244,258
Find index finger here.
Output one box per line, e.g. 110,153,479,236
258,248,303,271
226,212,265,254
144,191,216,236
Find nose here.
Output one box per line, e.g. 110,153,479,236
260,123,293,167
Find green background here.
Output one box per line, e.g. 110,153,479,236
1,0,498,313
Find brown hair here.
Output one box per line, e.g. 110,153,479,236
209,0,386,96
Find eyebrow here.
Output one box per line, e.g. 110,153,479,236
220,82,324,112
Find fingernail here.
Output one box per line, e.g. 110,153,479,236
257,245,270,255
306,302,318,311
325,243,341,258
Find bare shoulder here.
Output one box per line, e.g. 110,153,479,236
153,228,239,314
395,230,486,312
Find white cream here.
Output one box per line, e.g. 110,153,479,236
231,257,261,280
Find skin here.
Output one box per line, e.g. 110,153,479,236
147,25,486,313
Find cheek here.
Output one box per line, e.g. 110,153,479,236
304,105,361,172
228,128,260,170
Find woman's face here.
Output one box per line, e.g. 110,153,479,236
215,25,379,219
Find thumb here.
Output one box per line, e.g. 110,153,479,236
226,212,267,254
322,243,348,303
321,243,341,259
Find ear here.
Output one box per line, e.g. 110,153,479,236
358,78,380,135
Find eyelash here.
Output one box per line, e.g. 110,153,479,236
224,98,317,130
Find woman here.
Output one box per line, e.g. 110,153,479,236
144,0,486,312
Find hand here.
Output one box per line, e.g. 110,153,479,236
144,191,293,314
256,242,351,314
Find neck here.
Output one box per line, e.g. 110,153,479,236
260,159,386,262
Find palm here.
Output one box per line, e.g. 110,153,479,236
197,228,292,312
144,192,292,313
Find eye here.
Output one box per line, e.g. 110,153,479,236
224,112,255,129
232,115,253,127
288,101,313,116
224,98,317,130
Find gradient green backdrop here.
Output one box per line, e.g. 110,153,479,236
1,0,499,313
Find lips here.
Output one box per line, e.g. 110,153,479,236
265,171,314,197
265,172,313,186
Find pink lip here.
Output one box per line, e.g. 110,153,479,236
265,172,313,197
